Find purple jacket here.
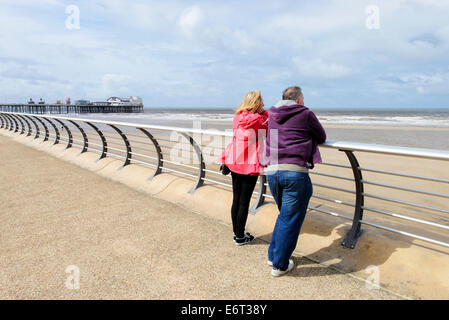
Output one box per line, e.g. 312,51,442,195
265,101,326,169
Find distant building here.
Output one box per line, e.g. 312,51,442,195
91,101,111,106
28,98,35,105
75,99,91,105
38,98,45,105
66,98,71,105
107,96,143,106
79,96,143,107
128,96,143,106
106,97,123,105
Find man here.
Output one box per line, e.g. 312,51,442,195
265,86,326,277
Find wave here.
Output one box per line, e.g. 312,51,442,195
77,110,449,128
80,112,235,123
318,115,449,127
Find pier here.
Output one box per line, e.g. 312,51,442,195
0,103,143,114
1,111,449,299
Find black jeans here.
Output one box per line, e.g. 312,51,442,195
231,172,258,238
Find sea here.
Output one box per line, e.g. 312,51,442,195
78,107,449,151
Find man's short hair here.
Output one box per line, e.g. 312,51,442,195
282,86,303,101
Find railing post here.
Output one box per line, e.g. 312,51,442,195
108,124,131,167
17,115,32,137
250,175,267,213
179,132,205,193
54,119,73,149
86,122,107,160
42,117,60,145
24,115,40,139
138,128,163,179
33,116,49,142
4,113,9,129
0,114,5,129
1,114,9,129
4,114,12,130
9,114,15,132
340,149,365,249
7,114,15,131
4,114,12,131
8,114,17,132
14,115,25,135
68,120,88,153
12,114,21,133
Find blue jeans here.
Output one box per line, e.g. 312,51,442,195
267,171,313,271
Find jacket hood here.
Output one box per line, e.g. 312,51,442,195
236,109,268,129
269,101,308,124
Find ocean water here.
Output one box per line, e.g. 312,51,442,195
315,108,449,127
77,107,449,150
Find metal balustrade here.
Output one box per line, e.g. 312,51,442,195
1,111,448,249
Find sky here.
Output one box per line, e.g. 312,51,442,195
1,0,449,109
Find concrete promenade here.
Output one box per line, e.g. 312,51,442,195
0,135,402,299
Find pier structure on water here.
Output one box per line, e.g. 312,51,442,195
0,103,143,114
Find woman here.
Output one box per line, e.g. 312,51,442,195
220,91,268,246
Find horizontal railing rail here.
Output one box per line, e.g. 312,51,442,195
1,111,448,249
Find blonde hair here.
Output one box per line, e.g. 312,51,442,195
235,90,263,114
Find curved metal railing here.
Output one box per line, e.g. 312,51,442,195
1,111,448,249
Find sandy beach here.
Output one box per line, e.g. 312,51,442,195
322,125,449,150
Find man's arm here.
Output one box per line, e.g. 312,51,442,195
308,111,326,144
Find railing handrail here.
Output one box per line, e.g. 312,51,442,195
2,112,235,138
322,140,449,161
3,111,449,161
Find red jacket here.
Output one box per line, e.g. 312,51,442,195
219,110,268,175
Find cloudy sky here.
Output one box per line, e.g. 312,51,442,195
1,0,449,108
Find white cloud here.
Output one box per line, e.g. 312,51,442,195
435,25,449,45
101,73,131,96
292,57,353,79
411,0,449,7
178,6,203,37
378,71,449,95
1,0,449,107
231,29,256,51
97,1,181,32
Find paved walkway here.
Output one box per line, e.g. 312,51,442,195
0,135,401,299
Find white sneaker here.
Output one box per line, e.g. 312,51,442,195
271,259,294,277
268,258,292,267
